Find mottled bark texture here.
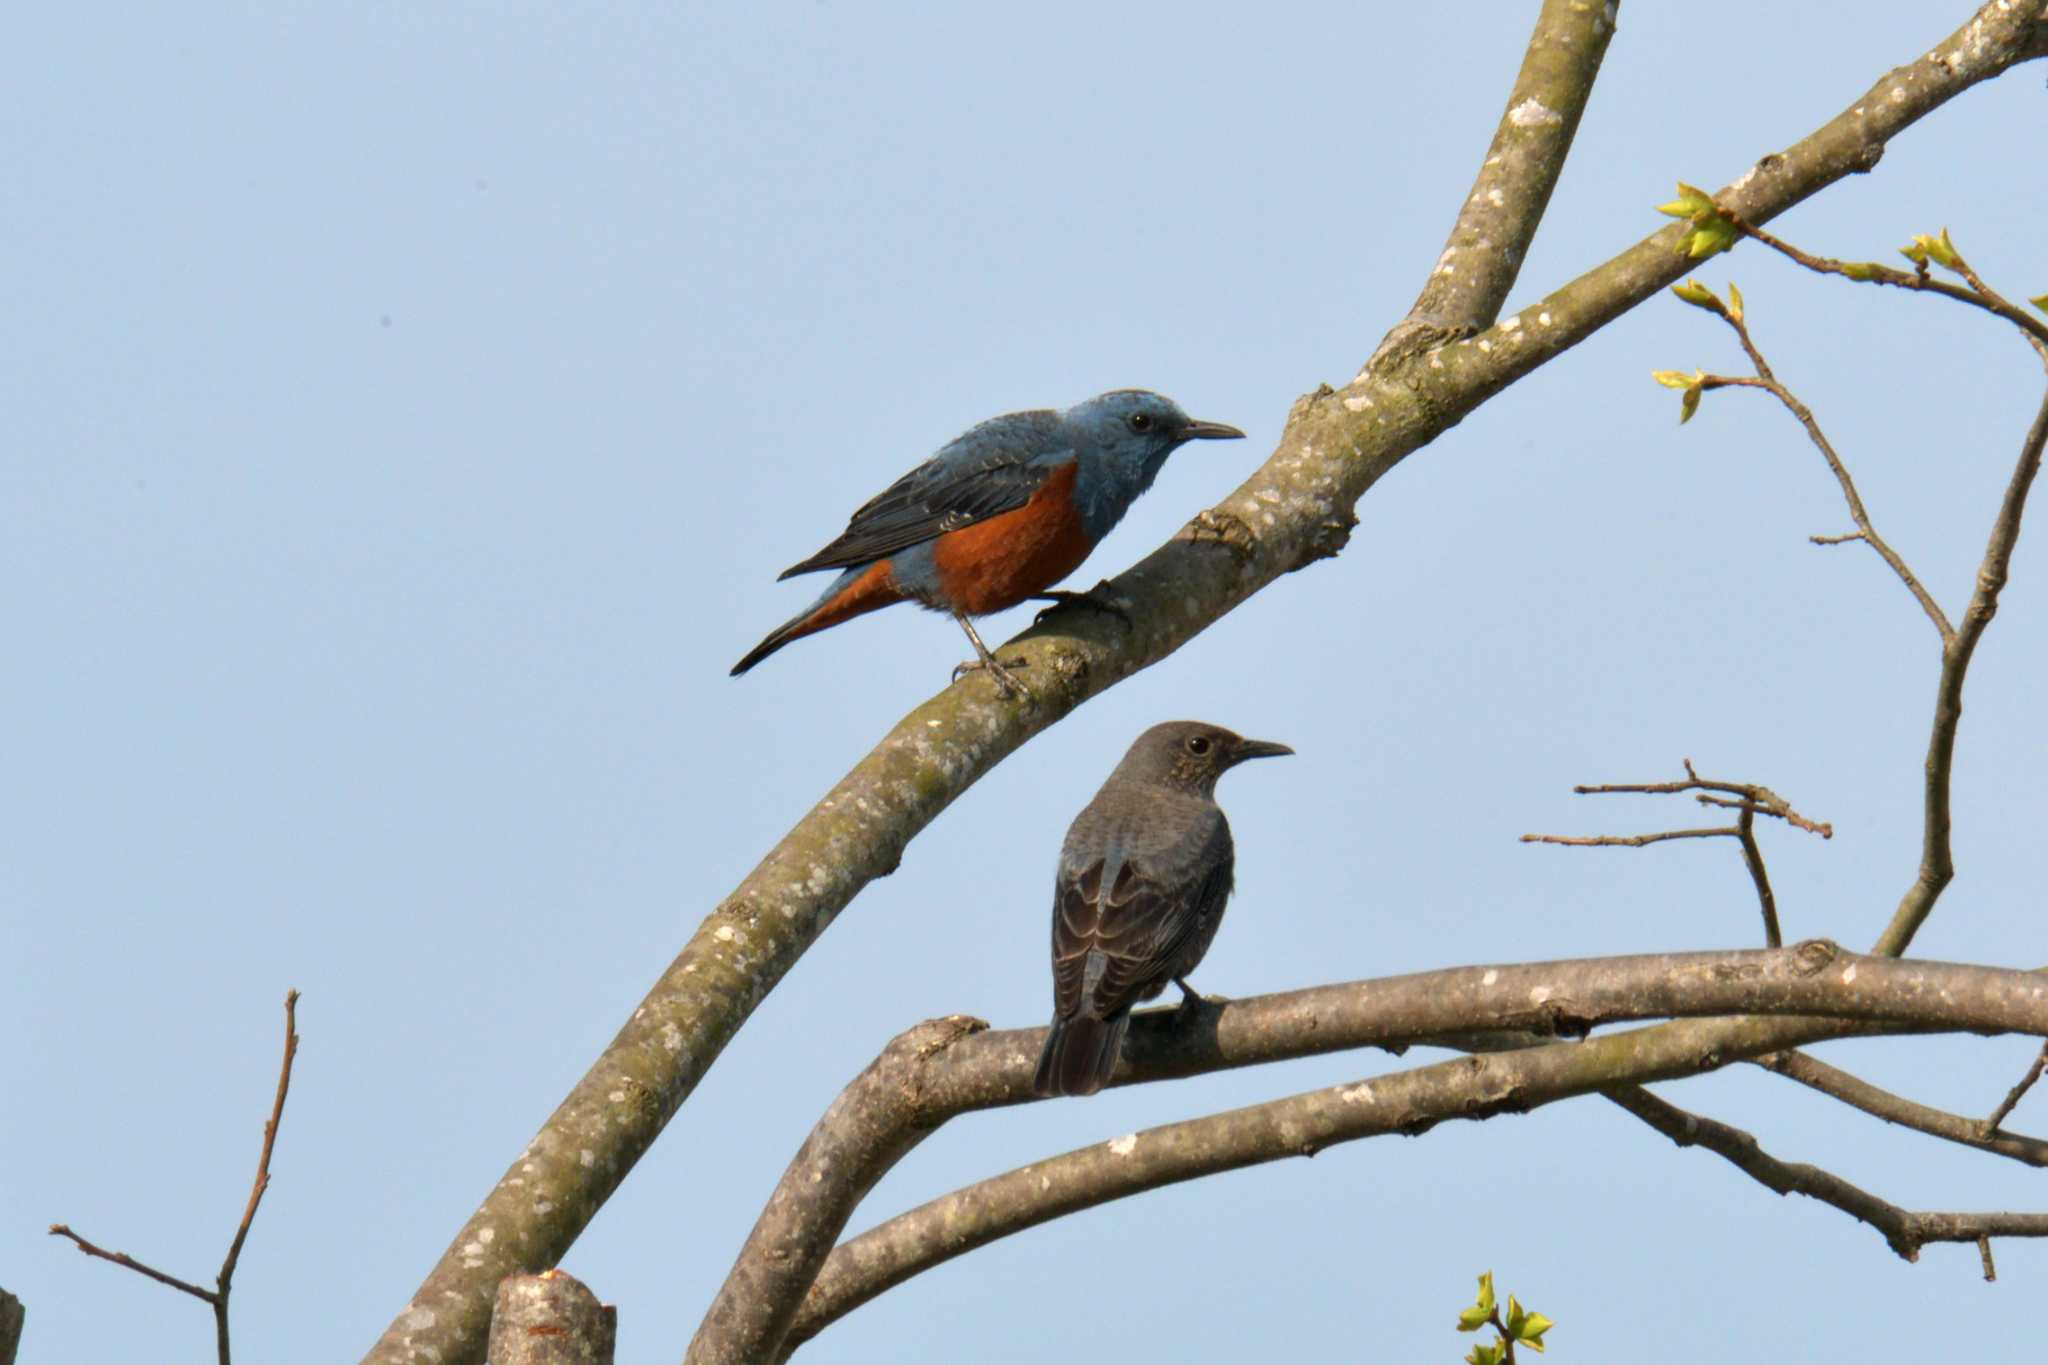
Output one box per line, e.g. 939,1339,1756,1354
365,5,2048,1362
0,1289,22,1365
486,1272,616,1365
780,950,2048,1353
1375,0,1616,368
691,944,2048,1361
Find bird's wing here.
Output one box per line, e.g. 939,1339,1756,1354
1051,812,1234,1021
778,411,1071,578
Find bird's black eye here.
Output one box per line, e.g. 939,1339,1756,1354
1186,735,1211,755
1128,412,1154,433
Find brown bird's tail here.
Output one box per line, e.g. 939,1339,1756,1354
1033,1012,1129,1097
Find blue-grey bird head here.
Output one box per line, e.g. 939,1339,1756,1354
1111,720,1293,797
1060,390,1244,540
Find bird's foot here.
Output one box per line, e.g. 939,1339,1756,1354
1173,979,1220,1024
1031,580,1134,631
952,652,1031,700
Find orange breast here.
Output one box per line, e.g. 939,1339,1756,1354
928,461,1094,614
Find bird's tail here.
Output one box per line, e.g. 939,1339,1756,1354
1033,1011,1130,1098
730,562,903,676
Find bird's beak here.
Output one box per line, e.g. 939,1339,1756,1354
1232,738,1294,762
1181,419,1245,441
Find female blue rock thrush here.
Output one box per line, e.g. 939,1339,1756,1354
1034,720,1293,1098
729,390,1243,695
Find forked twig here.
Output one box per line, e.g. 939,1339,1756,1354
49,990,301,1365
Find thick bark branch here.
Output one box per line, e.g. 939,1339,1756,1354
1602,1085,2048,1261
1753,1049,2048,1167
1373,0,1616,366
780,950,2048,1354
486,1272,616,1365
364,7,2048,1360
692,944,2048,1362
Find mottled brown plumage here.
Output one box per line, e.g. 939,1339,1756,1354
1033,721,1292,1098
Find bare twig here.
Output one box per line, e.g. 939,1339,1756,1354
1520,826,1737,849
1735,803,1782,949
1979,1234,1997,1282
1874,385,2048,957
45,1226,215,1303
1602,1085,2048,1262
1526,761,1822,945
1692,305,1953,641
1569,761,1832,837
48,990,301,1365
1753,1050,2048,1167
1984,1042,2048,1134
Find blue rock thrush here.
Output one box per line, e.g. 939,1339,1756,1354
1033,720,1293,1098
729,390,1243,694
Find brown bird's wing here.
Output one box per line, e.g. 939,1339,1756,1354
777,414,1072,578
1051,826,1235,1024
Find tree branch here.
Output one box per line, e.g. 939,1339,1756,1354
365,8,2048,1359
1523,760,1822,945
1984,1041,2048,1134
1874,383,2048,956
691,943,2048,1362
1601,1085,2048,1261
1694,305,1955,642
1752,1048,2048,1167
1372,0,1616,367
48,989,299,1365
780,954,2048,1356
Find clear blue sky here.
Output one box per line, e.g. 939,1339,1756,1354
5,4,2043,1360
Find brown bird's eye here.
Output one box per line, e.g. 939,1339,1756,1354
1186,735,1211,755
1128,412,1154,432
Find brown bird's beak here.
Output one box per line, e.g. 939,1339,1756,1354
1181,419,1245,441
1231,738,1294,762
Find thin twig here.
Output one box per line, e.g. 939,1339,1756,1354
46,1226,216,1304
1726,211,2048,358
1735,804,1782,948
212,990,299,1362
1520,827,1737,848
1527,762,1823,944
47,990,301,1365
1602,1085,2048,1262
1692,302,1954,642
1570,761,1832,837
1874,384,2048,958
1979,1234,1997,1282
1984,1041,2048,1134
1753,1050,2048,1167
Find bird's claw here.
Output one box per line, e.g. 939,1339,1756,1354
952,653,1031,700
1030,581,1135,631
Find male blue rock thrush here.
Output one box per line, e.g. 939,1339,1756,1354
729,390,1243,694
1033,720,1293,1098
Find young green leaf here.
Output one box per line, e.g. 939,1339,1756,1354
1656,181,1716,218
1671,278,1719,309
1726,281,1745,322
1680,385,1703,424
